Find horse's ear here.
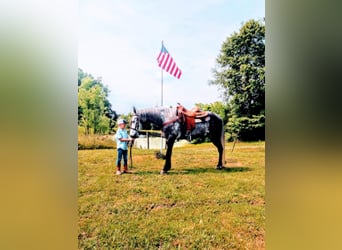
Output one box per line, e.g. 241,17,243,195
133,106,137,114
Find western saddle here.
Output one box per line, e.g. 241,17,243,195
176,103,209,133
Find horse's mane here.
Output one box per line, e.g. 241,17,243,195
136,106,177,126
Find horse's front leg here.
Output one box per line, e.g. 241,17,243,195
161,136,176,174
217,149,223,169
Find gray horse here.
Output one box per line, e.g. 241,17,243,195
129,106,226,174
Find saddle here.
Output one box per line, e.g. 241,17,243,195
176,104,209,132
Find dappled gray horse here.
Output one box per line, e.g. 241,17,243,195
129,106,225,174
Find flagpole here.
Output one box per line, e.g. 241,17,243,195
160,40,164,153
161,66,163,106
161,40,164,107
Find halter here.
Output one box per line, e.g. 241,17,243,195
129,115,141,137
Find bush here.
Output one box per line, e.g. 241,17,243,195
78,134,116,150
227,115,265,141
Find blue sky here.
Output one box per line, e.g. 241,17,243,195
78,0,264,114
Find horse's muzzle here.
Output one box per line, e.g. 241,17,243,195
129,129,139,138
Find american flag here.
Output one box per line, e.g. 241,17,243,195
157,44,182,79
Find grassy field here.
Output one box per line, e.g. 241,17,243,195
78,141,265,249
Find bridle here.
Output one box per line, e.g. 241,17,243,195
129,115,141,137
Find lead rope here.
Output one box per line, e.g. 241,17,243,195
129,139,134,169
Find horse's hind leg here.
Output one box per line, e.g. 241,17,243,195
161,137,176,174
212,136,223,169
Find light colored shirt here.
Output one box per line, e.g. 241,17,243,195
115,128,129,150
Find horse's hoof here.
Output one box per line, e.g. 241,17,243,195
216,166,223,170
155,152,166,160
160,170,168,175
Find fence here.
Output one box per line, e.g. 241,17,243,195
133,131,189,149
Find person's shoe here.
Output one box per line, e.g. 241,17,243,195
116,166,121,175
123,165,131,174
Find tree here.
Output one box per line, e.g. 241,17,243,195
196,101,230,126
78,69,117,134
210,19,265,141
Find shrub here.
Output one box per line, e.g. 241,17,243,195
78,134,116,150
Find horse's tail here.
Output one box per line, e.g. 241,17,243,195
221,120,226,166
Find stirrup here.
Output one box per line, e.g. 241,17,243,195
186,131,192,141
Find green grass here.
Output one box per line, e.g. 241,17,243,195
78,141,265,249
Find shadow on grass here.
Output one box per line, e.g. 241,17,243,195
175,166,251,175
134,166,251,176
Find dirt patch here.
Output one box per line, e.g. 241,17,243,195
226,158,243,167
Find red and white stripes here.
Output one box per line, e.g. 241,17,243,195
157,45,182,79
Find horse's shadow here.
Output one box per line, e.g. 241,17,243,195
134,166,251,175
173,166,251,175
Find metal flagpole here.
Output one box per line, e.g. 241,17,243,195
161,40,164,107
160,40,164,153
161,64,163,106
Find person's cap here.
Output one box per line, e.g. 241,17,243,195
118,119,126,125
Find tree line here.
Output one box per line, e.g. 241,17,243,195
210,19,265,141
78,69,117,134
78,19,265,141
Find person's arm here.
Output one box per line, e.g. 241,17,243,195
119,137,134,142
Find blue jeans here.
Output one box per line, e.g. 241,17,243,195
116,148,128,166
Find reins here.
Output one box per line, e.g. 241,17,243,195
129,139,134,169
162,117,179,127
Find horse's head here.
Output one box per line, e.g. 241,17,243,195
129,107,140,138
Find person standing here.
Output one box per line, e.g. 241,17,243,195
115,119,134,175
